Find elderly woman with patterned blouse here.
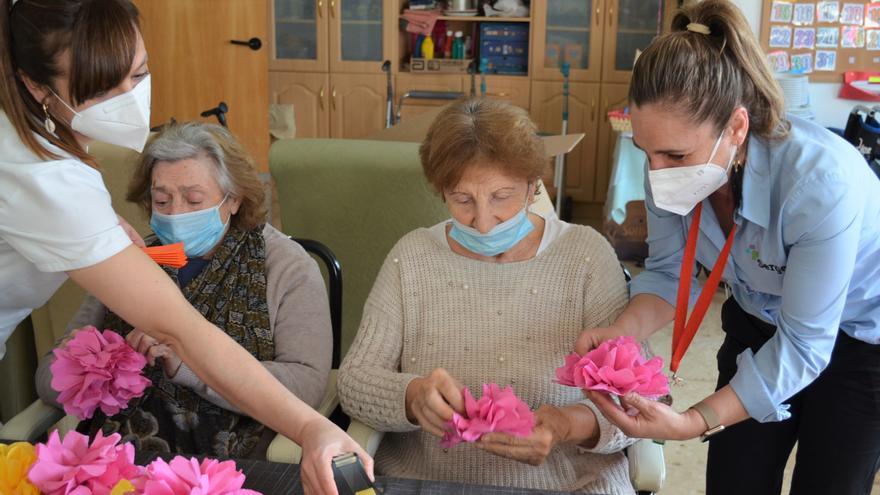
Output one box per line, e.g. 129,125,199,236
338,99,638,495
36,122,332,459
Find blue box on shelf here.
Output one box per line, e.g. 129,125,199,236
479,23,529,75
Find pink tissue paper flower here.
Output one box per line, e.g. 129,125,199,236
440,383,535,448
555,336,669,399
141,456,261,495
28,430,144,495
50,326,151,419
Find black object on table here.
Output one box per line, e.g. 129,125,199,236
134,452,580,495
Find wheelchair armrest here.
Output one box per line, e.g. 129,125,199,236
347,419,385,457
266,370,339,464
0,400,65,443
627,438,666,493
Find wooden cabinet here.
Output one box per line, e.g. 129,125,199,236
481,76,531,110
530,0,668,207
329,74,387,138
601,0,667,83
270,72,329,138
328,0,397,73
271,0,395,138
531,0,667,83
268,0,674,216
530,81,600,202
270,72,385,139
531,0,604,82
271,0,395,73
270,0,328,72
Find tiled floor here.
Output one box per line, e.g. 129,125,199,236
627,263,880,494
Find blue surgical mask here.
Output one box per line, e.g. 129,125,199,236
449,204,534,257
150,195,230,258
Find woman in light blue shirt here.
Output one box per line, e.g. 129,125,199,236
576,1,880,494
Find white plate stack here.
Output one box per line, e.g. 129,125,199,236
776,73,814,121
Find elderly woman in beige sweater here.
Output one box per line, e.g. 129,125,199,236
36,122,331,460
338,99,637,494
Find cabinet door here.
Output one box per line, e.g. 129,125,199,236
531,0,605,82
595,82,630,202
270,0,329,72
601,0,665,83
329,73,387,138
530,81,601,203
329,0,395,73
270,72,330,138
481,76,531,110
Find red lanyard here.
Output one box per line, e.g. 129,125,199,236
670,203,737,375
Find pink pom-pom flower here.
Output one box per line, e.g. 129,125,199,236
141,456,261,495
50,326,151,420
555,336,669,398
440,383,535,448
27,430,144,495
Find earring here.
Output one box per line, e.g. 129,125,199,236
42,103,55,133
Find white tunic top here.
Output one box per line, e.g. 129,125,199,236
0,111,130,358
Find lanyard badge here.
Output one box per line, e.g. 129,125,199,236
670,203,737,382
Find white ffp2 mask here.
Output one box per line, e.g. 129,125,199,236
648,132,736,216
53,75,152,152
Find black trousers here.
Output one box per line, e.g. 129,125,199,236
706,297,880,495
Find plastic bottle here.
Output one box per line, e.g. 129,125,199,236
443,30,454,58
414,34,424,58
452,31,464,59
422,35,435,60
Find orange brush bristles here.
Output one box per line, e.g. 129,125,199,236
142,243,188,268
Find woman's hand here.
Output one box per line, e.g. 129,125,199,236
405,368,465,437
117,214,146,248
476,404,570,466
574,325,627,354
298,415,374,495
585,391,705,441
126,328,183,378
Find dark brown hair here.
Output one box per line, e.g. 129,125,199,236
630,0,789,141
0,0,140,166
127,122,268,231
419,98,548,194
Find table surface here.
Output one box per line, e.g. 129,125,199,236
134,452,580,495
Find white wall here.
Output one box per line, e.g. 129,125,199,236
731,0,859,129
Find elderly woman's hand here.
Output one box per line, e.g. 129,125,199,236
126,328,183,378
476,405,570,466
574,325,627,355
405,367,466,437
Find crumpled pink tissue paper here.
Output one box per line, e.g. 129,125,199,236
440,383,535,448
50,326,151,420
555,336,669,399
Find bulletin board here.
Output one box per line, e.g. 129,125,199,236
760,1,880,82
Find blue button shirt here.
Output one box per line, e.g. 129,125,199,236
631,116,880,423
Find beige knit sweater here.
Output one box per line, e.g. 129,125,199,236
338,224,636,495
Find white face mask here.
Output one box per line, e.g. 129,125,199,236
52,75,152,152
648,131,736,216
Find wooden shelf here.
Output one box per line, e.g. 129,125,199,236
437,16,530,22
276,18,314,24
341,19,383,25
546,25,591,32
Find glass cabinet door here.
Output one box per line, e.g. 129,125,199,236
533,0,603,81
339,0,382,62
545,0,593,71
271,0,328,71
330,0,387,72
603,0,665,82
